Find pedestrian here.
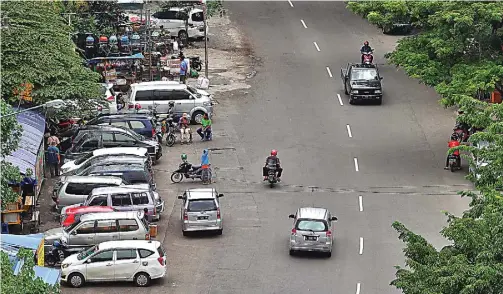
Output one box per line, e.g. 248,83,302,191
47,132,60,147
179,54,188,84
200,149,211,184
197,113,212,141
47,141,60,177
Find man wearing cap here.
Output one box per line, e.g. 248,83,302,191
179,113,192,144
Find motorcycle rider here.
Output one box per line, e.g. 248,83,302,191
445,133,461,169
454,110,470,141
178,113,192,144
263,149,283,181
360,41,373,63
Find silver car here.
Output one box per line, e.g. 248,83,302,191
178,188,224,236
288,207,338,257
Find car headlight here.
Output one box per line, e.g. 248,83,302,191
351,90,359,94
203,101,211,106
61,263,70,269
374,90,382,94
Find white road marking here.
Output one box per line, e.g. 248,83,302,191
358,195,363,211
287,0,294,7
346,124,353,138
326,66,333,78
359,237,364,255
356,283,361,294
300,19,307,28
354,158,359,172
313,42,320,52
337,94,344,106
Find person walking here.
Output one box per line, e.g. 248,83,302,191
47,132,60,147
47,141,60,177
197,113,212,141
179,54,188,84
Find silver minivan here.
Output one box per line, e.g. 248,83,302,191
44,211,154,250
126,81,213,124
288,207,338,257
178,188,224,236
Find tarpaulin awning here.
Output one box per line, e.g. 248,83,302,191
4,110,45,174
87,53,145,64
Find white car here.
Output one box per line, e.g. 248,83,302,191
151,7,207,40
61,240,167,288
60,147,149,174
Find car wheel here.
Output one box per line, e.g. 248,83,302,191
344,84,349,95
216,229,223,235
69,273,85,288
134,272,151,287
289,249,295,256
327,251,332,258
349,96,354,105
192,110,205,124
376,98,382,105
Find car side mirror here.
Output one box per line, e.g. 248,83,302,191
177,195,184,199
218,193,224,198
71,231,77,235
288,214,295,219
86,259,92,264
380,77,383,80
331,216,338,221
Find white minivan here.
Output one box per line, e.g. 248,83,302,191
151,7,207,40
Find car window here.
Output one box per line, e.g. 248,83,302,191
138,249,154,258
95,220,117,233
116,249,137,260
75,221,95,234
187,199,217,212
115,133,136,143
129,120,146,129
131,192,150,205
111,121,129,128
191,12,203,22
102,132,115,143
111,194,133,206
171,90,191,100
79,139,99,151
124,171,148,184
66,183,105,195
134,90,154,101
88,196,108,206
295,220,328,232
90,250,114,263
118,219,139,231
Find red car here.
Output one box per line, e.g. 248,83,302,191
61,206,115,227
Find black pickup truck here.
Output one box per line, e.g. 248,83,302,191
340,63,383,105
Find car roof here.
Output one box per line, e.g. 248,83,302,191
65,206,115,214
88,163,146,173
91,185,152,195
94,114,154,120
168,7,202,13
92,147,148,157
131,81,187,91
80,210,142,222
98,240,160,251
297,207,328,220
79,125,132,133
64,176,124,185
95,156,147,164
185,188,218,200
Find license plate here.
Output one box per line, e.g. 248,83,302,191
305,236,317,241
197,216,209,220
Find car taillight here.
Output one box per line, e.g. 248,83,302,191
154,206,157,215
145,233,150,240
152,128,156,137
217,208,220,219
183,211,188,221
128,104,134,109
135,103,141,110
291,228,296,235
107,95,114,101
157,256,165,266
326,230,332,237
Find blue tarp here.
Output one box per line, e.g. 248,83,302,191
87,53,145,64
1,234,61,286
4,110,45,174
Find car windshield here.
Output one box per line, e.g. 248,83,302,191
126,130,145,141
351,69,378,81
74,152,94,165
77,245,99,261
187,86,201,97
187,199,217,212
296,219,327,232
64,219,80,233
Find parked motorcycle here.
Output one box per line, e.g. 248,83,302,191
448,154,461,172
189,56,202,71
171,161,211,183
361,50,374,64
45,240,76,267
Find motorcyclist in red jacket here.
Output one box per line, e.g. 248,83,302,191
445,133,461,169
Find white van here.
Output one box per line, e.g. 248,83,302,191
151,7,207,40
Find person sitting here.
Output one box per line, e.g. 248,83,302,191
178,113,192,144
445,133,461,169
263,149,283,181
197,113,212,141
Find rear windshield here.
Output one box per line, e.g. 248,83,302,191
157,244,166,257
295,219,328,232
123,171,149,184
187,199,217,212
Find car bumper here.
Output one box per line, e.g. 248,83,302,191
350,94,382,101
150,266,167,280
289,241,332,253
182,220,222,232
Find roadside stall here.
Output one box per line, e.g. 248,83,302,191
87,53,145,92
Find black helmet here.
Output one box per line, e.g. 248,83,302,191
168,101,175,107
451,133,459,141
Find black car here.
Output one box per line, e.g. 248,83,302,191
63,125,161,163
86,114,161,142
341,63,383,105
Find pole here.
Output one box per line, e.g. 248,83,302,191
203,3,208,78
147,9,152,81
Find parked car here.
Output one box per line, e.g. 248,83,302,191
62,206,116,227
81,163,156,191
288,207,338,257
53,176,126,212
61,240,167,288
61,185,164,221
126,81,213,124
177,188,224,236
86,114,160,142
67,156,154,179
151,7,207,40
61,147,150,174
44,211,154,250
64,125,161,163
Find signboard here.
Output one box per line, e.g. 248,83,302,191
166,59,180,74
105,69,117,83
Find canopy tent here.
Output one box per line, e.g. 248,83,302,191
87,53,144,64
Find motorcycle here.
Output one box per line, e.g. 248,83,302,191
45,241,78,267
171,161,211,183
361,50,374,64
189,56,202,72
266,164,278,187
160,117,177,147
448,154,461,172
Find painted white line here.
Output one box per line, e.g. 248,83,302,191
346,124,353,138
313,42,320,52
358,195,363,212
287,0,294,7
356,283,361,294
359,237,364,255
300,19,307,28
337,94,344,106
354,158,359,172
326,67,333,78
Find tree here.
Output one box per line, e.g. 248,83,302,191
1,248,60,294
391,189,503,294
1,1,101,106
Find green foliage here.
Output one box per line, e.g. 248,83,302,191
1,1,101,106
391,190,503,294
1,248,60,294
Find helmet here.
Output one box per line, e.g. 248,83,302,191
109,35,118,44
181,153,187,160
85,36,94,45
451,133,459,141
271,149,278,156
99,35,108,43
120,35,129,44
364,41,369,46
53,240,61,247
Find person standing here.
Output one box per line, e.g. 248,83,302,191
179,54,188,84
47,132,60,147
47,141,60,177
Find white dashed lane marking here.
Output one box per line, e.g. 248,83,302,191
346,124,353,138
313,42,320,52
337,94,344,106
326,66,333,78
358,195,363,212
300,19,307,28
354,158,359,172
359,237,364,255
288,0,294,7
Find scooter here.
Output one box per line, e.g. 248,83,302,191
448,154,461,172
45,241,81,267
171,161,211,183
189,56,202,71
361,50,374,64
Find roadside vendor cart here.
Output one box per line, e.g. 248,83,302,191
87,53,145,88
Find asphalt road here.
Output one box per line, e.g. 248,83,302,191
63,2,472,293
